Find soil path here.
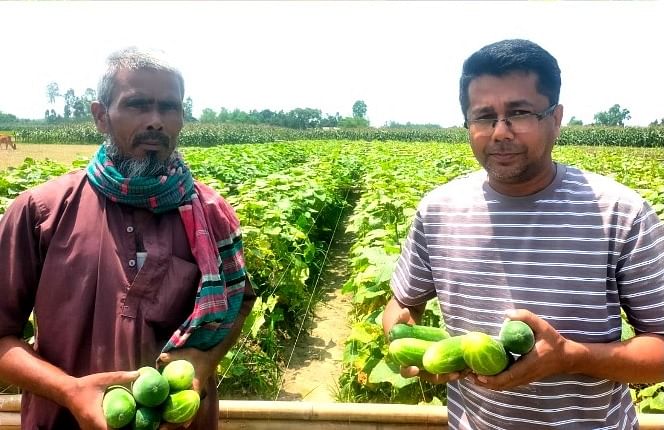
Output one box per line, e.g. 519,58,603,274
275,204,355,402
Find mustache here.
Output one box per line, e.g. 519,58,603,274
486,142,521,153
132,131,170,148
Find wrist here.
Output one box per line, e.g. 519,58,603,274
562,339,589,375
59,375,83,411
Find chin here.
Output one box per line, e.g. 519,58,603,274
485,164,528,183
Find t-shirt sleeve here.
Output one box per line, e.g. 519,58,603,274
0,191,43,338
616,201,664,335
390,205,437,306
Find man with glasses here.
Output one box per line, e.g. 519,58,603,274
383,39,664,429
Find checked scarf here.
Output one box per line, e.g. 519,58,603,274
86,145,245,352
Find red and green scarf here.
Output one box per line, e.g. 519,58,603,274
87,145,246,351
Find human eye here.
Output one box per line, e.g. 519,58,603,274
508,110,533,118
471,114,496,123
158,101,182,112
126,99,151,110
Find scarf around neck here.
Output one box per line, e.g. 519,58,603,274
86,145,244,352
86,144,194,213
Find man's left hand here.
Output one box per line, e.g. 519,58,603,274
156,348,218,430
468,309,581,391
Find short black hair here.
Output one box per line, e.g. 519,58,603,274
459,39,561,119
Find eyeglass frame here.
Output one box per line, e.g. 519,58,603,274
463,104,558,133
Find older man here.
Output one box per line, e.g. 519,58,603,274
0,47,255,429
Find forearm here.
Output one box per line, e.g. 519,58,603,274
569,333,664,384
0,336,76,405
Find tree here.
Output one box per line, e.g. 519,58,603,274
352,100,367,119
46,82,60,105
44,109,59,123
649,118,664,127
0,111,18,123
593,104,631,126
183,97,194,121
63,89,76,119
567,116,583,126
339,116,369,128
81,88,96,118
320,112,341,128
199,108,218,123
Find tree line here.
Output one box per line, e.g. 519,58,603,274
0,83,662,129
198,100,371,129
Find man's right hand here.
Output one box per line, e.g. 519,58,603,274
64,370,139,430
400,365,471,385
381,297,425,338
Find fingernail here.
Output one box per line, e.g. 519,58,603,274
504,309,516,318
478,376,487,383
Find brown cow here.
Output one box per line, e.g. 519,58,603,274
0,134,16,150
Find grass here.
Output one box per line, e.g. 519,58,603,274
0,143,97,170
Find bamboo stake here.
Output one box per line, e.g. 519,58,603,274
0,396,661,429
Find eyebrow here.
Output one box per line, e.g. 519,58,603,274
123,95,181,105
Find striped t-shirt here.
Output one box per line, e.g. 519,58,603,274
391,163,664,429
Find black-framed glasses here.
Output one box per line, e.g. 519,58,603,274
464,104,558,136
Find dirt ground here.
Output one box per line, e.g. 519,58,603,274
275,207,355,402
0,143,96,170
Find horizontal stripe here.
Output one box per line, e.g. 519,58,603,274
392,165,659,428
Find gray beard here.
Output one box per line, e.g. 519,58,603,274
104,140,180,178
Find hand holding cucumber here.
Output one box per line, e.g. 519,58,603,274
471,309,576,391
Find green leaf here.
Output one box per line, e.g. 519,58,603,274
368,358,417,389
621,317,636,341
640,392,664,413
347,321,383,344
638,382,664,398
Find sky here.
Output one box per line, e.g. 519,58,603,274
1,1,663,127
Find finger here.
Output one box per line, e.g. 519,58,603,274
400,366,420,378
505,309,544,334
98,370,140,386
477,369,512,387
157,351,185,368
157,353,171,366
397,307,412,324
421,370,460,385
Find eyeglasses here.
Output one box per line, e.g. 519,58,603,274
464,104,558,136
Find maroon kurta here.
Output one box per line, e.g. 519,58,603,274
0,170,237,429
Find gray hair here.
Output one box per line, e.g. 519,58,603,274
97,46,185,107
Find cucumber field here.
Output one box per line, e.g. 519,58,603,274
1,133,664,414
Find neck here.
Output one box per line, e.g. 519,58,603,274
488,162,557,197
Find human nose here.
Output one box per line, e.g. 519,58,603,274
145,109,164,131
491,118,514,140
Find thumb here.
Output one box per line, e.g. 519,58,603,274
397,307,412,324
102,370,140,386
505,309,540,331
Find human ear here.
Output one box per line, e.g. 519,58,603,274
553,104,564,127
552,104,564,139
91,101,109,134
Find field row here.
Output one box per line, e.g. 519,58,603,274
1,141,663,411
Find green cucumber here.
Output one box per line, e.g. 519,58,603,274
388,338,433,368
422,335,468,374
388,323,450,342
462,332,509,376
499,320,535,355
